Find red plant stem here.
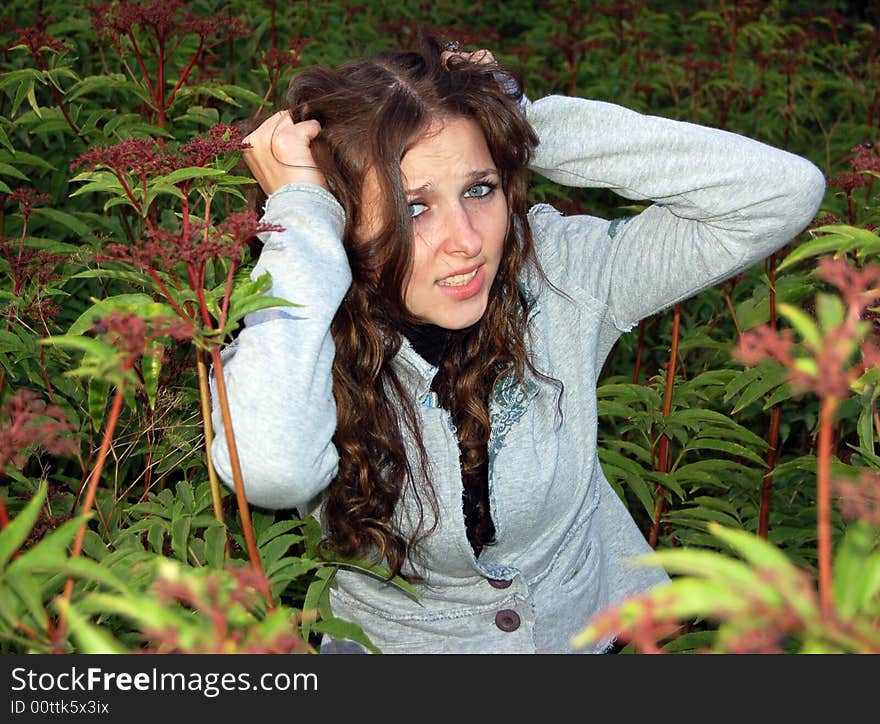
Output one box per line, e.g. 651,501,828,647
758,406,781,539
758,253,779,538
146,269,190,321
816,395,838,618
0,496,9,529
649,303,680,548
156,37,166,130
165,38,205,110
47,84,86,143
723,288,742,337
218,262,237,330
113,173,145,220
54,380,127,651
127,32,156,103
196,352,226,531
209,347,273,608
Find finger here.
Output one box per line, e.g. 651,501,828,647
441,49,495,66
296,118,322,141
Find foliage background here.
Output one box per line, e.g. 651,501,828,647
1,0,878,653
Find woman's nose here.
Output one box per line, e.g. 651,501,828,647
441,202,482,257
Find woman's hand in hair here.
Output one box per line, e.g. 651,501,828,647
441,47,521,99
441,48,495,67
242,111,329,196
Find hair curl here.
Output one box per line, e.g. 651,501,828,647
284,36,552,578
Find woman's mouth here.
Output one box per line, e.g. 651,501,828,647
437,268,479,287
435,265,485,300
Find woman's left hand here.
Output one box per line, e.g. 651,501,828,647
441,47,495,66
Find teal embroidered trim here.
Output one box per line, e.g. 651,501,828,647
488,369,538,479
608,217,627,238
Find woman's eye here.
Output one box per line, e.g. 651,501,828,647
409,202,428,218
464,182,496,199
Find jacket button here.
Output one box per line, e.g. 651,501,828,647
495,609,521,632
487,578,512,589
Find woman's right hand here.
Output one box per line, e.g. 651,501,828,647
242,111,329,196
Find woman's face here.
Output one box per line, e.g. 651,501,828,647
360,116,509,330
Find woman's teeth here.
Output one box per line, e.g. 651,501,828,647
438,268,478,287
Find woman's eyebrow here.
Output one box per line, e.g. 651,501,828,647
405,168,500,196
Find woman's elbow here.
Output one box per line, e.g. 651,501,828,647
783,157,827,235
210,436,337,511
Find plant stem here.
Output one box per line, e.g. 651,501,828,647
759,253,779,539
758,405,781,539
816,394,838,618
54,379,127,651
209,347,272,608
196,351,226,530
649,303,680,548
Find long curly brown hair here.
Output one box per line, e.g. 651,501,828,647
285,36,551,578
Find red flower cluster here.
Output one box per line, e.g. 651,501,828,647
835,471,880,527
71,138,177,178
180,124,247,168
735,258,880,399
0,238,66,290
89,0,247,48
144,564,310,654
73,124,248,180
91,310,194,371
0,389,77,476
101,212,282,273
261,38,312,77
9,27,69,69
7,187,52,221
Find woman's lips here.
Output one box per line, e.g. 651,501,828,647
435,265,485,300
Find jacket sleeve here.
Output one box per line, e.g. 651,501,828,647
523,95,826,334
209,183,350,510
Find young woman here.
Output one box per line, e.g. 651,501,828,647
210,37,826,653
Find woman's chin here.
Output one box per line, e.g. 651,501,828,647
418,297,488,331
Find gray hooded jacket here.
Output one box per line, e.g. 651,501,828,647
210,94,826,653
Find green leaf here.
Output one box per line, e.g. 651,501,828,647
0,125,13,152
778,225,880,271
33,208,93,238
260,534,303,567
222,294,301,332
857,406,875,456
159,167,227,186
311,617,380,654
816,293,845,333
67,294,169,336
8,517,84,571
143,341,162,410
88,377,109,432
56,600,128,654
730,364,789,413
778,303,821,348
833,524,880,619
171,515,192,563
4,571,50,632
147,521,167,554
0,161,30,182
40,334,117,360
683,438,767,467
301,566,335,640
39,556,130,594
205,525,227,569
0,483,47,571
256,519,304,548
64,73,130,102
